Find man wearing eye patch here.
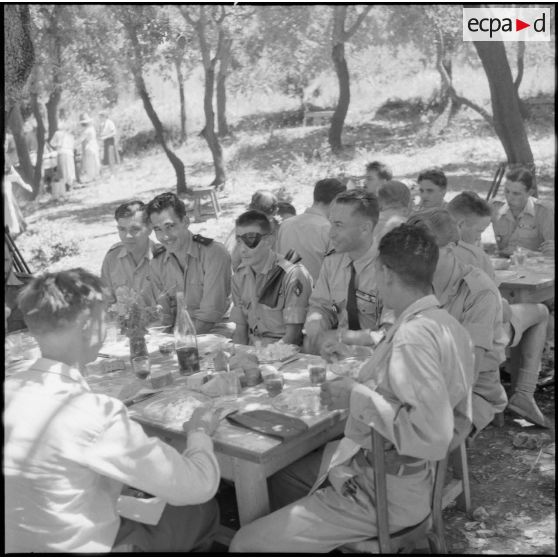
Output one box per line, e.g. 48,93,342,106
231,210,312,346
101,201,156,305
146,193,232,335
304,189,391,357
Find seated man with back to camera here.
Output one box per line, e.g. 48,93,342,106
408,209,511,437
146,192,232,335
448,192,550,426
231,210,312,347
101,200,158,305
304,189,393,357
230,224,474,553
372,180,412,248
4,268,221,553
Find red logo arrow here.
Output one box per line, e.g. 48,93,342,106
516,18,530,31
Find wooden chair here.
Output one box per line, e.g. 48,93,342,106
191,186,221,221
341,429,448,554
443,441,471,513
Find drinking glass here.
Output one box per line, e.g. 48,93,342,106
263,373,284,397
132,356,151,380
309,364,327,385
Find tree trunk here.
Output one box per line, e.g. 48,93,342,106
474,41,535,191
514,42,529,120
174,58,187,143
328,41,350,153
30,93,46,198
216,38,232,137
133,72,189,195
202,65,226,186
8,103,35,188
45,88,61,141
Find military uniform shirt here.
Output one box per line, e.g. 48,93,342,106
452,240,496,282
276,207,331,282
305,243,386,333
231,251,312,340
435,248,507,373
491,197,554,255
101,241,157,304
149,233,231,326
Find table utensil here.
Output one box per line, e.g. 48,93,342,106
124,391,159,407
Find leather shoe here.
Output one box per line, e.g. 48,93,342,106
507,392,548,428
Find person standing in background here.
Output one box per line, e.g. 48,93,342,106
50,121,75,192
78,113,100,183
100,111,119,174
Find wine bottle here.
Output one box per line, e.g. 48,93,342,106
173,291,200,375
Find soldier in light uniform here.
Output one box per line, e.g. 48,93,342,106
101,201,157,304
231,210,312,346
490,167,554,257
413,167,448,211
305,189,392,357
146,192,232,335
408,209,509,435
230,224,474,553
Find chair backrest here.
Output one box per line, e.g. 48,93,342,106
371,428,448,554
5,228,32,275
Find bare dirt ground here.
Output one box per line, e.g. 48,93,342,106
16,109,555,554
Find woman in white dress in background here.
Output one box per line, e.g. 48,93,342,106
78,113,100,183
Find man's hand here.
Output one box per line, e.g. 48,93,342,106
320,332,353,363
183,404,220,436
541,240,555,258
305,312,326,339
320,377,356,411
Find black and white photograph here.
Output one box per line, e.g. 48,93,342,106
4,2,555,554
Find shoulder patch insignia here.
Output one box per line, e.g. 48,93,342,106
294,278,303,297
193,234,214,246
325,248,336,257
152,244,166,258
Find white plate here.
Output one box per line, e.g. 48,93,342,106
273,387,323,417
328,358,366,379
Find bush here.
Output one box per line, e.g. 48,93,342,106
19,221,82,270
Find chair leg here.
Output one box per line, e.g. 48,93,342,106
449,443,471,512
427,532,447,554
210,191,220,218
193,197,201,221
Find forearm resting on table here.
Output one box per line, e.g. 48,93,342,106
282,323,303,346
193,318,215,335
233,323,249,345
341,328,386,348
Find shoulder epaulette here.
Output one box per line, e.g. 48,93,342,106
152,244,167,258
193,234,214,246
325,248,336,257
107,241,124,253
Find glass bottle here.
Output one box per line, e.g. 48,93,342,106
174,291,200,375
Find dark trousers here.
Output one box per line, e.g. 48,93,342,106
113,498,219,552
103,137,116,166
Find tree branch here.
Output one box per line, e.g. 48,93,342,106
343,5,372,40
514,41,525,93
436,37,493,126
178,5,198,27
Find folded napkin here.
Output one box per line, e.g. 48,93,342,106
226,410,309,440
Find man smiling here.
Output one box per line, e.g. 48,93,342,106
101,201,156,304
146,192,232,335
231,210,312,346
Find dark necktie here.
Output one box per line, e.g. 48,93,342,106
347,261,360,330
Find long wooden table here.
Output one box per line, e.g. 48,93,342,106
493,259,554,304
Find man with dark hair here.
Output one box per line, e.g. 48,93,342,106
448,193,550,427
230,224,474,552
416,167,448,210
146,192,232,335
305,189,391,356
490,167,554,256
277,178,347,281
364,160,393,194
373,180,411,247
5,268,221,553
277,201,296,221
232,210,312,346
407,209,510,435
101,200,156,304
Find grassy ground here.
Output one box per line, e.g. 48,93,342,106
15,103,555,554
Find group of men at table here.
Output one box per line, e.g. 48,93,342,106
4,163,554,552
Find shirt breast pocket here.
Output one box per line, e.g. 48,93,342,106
356,290,382,323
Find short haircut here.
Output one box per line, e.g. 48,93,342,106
378,224,439,289
114,200,148,224
505,167,533,191
447,191,491,219
146,192,187,221
313,178,347,204
235,209,272,234
17,268,105,335
277,201,296,218
378,180,411,209
417,167,447,189
332,189,380,226
407,208,459,247
248,190,278,216
365,161,393,181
